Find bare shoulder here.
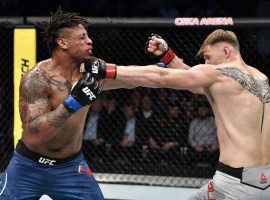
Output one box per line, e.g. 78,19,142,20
248,65,268,80
22,59,52,79
191,64,215,70
191,64,224,79
20,64,51,103
212,64,270,103
190,64,218,73
214,64,268,81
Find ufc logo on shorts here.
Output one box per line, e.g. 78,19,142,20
38,157,56,165
92,61,99,74
82,87,96,100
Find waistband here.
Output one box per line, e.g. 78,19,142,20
16,139,82,166
216,162,243,179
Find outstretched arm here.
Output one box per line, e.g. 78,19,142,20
86,57,220,90
83,57,137,91
100,79,136,90
116,64,221,90
85,56,194,91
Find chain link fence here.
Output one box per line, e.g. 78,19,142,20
0,23,14,172
1,18,270,187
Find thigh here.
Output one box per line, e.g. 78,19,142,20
213,171,260,200
48,159,104,200
0,154,44,200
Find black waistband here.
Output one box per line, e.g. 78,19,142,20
216,162,244,179
16,139,82,166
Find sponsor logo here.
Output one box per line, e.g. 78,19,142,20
82,87,96,100
38,157,56,166
175,17,233,26
208,180,215,200
78,164,92,176
92,61,99,74
261,172,267,184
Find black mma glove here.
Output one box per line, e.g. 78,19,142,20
84,57,117,80
146,33,175,65
63,72,101,113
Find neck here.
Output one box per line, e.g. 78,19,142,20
52,51,82,81
226,53,245,65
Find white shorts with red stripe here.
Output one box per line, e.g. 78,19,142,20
188,164,270,200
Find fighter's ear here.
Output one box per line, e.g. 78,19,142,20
223,45,231,59
56,38,68,50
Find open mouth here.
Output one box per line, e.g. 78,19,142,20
87,49,92,54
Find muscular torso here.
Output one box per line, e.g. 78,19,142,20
20,59,89,158
207,64,270,167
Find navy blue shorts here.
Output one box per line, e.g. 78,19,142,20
0,141,104,200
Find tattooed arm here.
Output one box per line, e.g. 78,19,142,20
19,68,72,145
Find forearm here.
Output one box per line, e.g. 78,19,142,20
24,104,72,144
100,79,137,90
167,55,190,70
116,65,166,88
168,56,205,94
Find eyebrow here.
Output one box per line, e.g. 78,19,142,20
78,32,87,37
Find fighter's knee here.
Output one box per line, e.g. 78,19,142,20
188,183,209,200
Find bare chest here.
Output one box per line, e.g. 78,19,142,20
47,74,72,109
46,74,89,148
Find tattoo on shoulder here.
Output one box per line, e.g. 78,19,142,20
20,68,50,104
216,67,270,103
49,75,72,93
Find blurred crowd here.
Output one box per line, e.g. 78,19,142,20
0,0,268,17
81,88,219,174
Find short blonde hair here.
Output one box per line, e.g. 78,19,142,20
197,29,240,57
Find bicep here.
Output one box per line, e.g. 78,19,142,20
167,59,205,94
164,65,219,89
19,71,51,123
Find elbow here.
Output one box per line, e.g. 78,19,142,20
157,71,170,88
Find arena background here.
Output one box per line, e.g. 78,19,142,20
1,13,270,200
